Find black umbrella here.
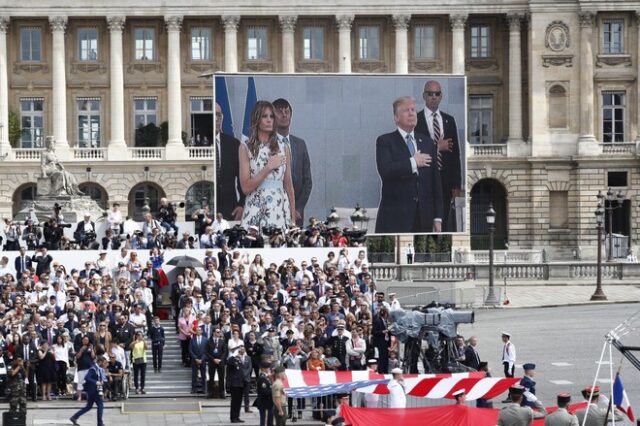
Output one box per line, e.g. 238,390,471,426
165,255,204,269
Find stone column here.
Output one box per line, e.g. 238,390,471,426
393,14,410,74
636,12,640,144
336,15,354,73
450,14,467,74
107,16,126,159
279,15,297,73
49,16,70,154
0,17,10,157
165,16,185,158
222,15,240,73
507,13,524,144
578,11,598,154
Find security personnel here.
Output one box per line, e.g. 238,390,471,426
70,356,108,426
498,385,546,426
253,361,274,426
575,386,623,426
544,393,578,426
520,363,537,408
7,358,27,413
453,389,466,405
227,347,246,424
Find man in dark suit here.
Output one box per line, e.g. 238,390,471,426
189,327,208,393
375,96,443,233
218,244,232,273
16,334,39,401
372,308,391,374
206,327,228,399
14,247,32,281
273,98,313,227
416,80,462,232
74,214,98,249
215,102,245,221
70,356,108,426
463,336,481,371
31,247,53,278
227,346,247,423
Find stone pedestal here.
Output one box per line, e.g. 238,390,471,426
15,195,105,223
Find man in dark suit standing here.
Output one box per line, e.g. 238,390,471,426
189,327,208,394
14,247,32,281
217,244,232,273
463,336,481,371
215,103,245,221
416,80,462,232
273,98,313,227
375,96,443,233
16,334,38,401
206,327,228,399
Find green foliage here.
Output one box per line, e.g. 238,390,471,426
414,235,452,253
8,110,21,147
366,236,396,253
135,123,161,147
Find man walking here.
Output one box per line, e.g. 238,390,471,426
501,332,516,377
70,356,108,426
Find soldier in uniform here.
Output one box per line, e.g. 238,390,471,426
7,358,28,413
544,393,578,426
498,385,547,426
575,386,623,426
453,389,466,405
520,363,537,408
253,361,274,426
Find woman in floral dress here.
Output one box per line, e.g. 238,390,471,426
239,100,295,230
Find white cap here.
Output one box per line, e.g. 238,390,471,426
501,331,511,337
391,368,403,375
452,389,465,397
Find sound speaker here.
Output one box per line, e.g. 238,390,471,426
3,411,26,426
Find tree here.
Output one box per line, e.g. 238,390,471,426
367,236,395,253
8,110,21,147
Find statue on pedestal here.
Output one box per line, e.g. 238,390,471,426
40,136,83,196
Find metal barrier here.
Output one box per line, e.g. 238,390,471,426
389,286,473,308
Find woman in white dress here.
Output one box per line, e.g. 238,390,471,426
239,101,295,230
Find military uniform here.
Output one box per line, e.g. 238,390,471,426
498,403,546,426
575,403,623,426
254,372,274,426
544,408,579,426
520,376,537,408
7,365,27,413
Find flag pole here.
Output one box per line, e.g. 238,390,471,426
582,340,609,426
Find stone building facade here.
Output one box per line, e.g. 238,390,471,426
0,1,638,258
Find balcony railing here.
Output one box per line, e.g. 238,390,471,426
600,142,636,155
129,147,164,160
72,148,106,160
14,148,44,161
471,144,507,157
9,146,217,162
188,147,214,159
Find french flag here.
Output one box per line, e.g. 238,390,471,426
613,373,635,422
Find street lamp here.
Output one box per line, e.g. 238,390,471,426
326,207,340,226
596,188,625,261
591,202,607,301
350,204,365,228
484,204,499,305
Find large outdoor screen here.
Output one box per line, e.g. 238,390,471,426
213,73,466,235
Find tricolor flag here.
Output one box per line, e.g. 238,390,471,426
214,76,235,135
241,76,258,141
613,373,635,422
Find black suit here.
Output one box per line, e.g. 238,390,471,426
14,255,33,280
283,134,312,226
206,338,228,398
16,342,39,400
416,109,462,232
216,133,245,219
463,345,481,371
218,251,232,273
375,129,443,233
372,315,390,374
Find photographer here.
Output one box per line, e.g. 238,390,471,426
224,224,247,249
303,226,325,248
22,219,42,250
199,226,217,249
102,228,123,250
240,225,264,248
146,227,166,250
130,231,147,250
74,214,99,250
176,231,197,249
4,218,21,251
141,213,163,240
42,219,67,250
31,247,53,277
286,228,302,247
157,198,178,235
192,205,213,238
263,226,285,248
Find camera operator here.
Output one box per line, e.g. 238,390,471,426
130,231,147,250
146,227,166,250
102,228,123,250
176,231,197,249
51,203,65,224
4,218,21,251
240,225,264,248
192,205,213,238
158,198,178,235
264,227,285,248
22,219,42,250
141,213,164,241
286,228,302,247
303,226,325,247
74,213,99,250
223,224,247,248
212,212,230,240
43,219,68,250
199,226,217,249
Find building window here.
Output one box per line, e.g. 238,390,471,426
78,183,108,209
302,26,324,60
20,27,41,61
247,26,268,60
602,91,625,142
78,28,98,61
602,20,623,54
548,85,568,129
413,25,436,59
468,95,493,144
129,182,165,221
358,26,380,60
134,28,155,60
77,98,101,148
549,191,569,229
186,181,214,221
607,171,628,187
470,25,490,58
134,97,158,146
20,98,44,149
191,27,212,61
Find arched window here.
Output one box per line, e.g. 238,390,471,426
185,181,214,221
12,183,37,217
78,182,108,209
128,182,165,221
470,178,508,250
548,84,568,129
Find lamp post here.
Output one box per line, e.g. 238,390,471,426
484,204,499,305
350,204,364,229
597,188,624,261
326,206,340,226
591,202,607,301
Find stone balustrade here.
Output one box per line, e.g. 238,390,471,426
599,142,636,155
471,144,508,157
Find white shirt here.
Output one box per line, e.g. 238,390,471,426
388,378,407,408
364,367,380,407
130,313,147,333
423,108,444,142
111,345,126,367
107,210,123,228
502,340,516,366
212,219,230,234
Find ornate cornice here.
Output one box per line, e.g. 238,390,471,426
392,14,411,31
449,14,467,31
107,16,126,32
336,14,354,31
49,16,67,33
507,13,524,32
0,17,9,33
164,15,183,32
578,11,595,28
222,15,240,32
279,15,297,32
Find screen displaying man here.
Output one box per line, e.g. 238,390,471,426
215,102,245,221
375,96,443,234
416,80,462,232
273,98,312,227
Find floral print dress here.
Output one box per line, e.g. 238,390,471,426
240,140,292,230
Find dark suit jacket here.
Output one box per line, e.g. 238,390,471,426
375,129,443,233
416,109,462,196
14,255,32,279
189,336,208,362
464,345,481,371
226,355,245,388
216,133,245,219
206,338,228,363
287,135,312,226
16,343,39,365
217,251,231,273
